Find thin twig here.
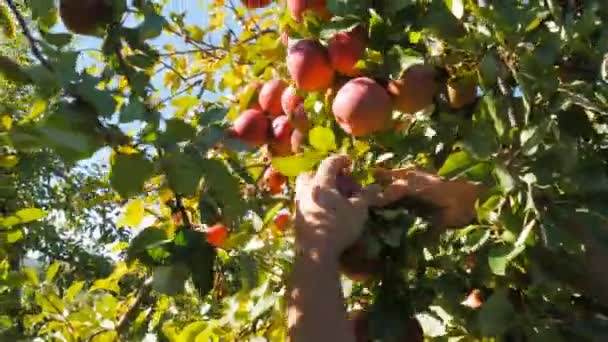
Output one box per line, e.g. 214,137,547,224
5,0,52,70
115,278,153,336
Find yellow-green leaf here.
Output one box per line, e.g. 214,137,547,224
308,126,337,152
117,198,144,228
45,262,61,283
271,151,326,177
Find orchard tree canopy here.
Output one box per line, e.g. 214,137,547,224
1,0,608,341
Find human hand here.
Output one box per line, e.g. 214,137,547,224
294,155,377,261
373,168,483,228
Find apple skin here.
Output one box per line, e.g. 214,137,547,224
263,167,287,194
287,39,335,92
229,109,270,147
259,79,288,117
241,0,272,8
387,64,438,114
328,27,367,77
269,115,294,156
332,77,392,137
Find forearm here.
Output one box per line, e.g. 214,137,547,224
287,250,355,342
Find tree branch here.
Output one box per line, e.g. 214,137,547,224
115,278,153,337
5,0,52,70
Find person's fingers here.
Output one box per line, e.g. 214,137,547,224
315,155,351,188
311,185,345,211
295,172,314,195
373,168,418,183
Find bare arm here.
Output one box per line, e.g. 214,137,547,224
287,156,371,342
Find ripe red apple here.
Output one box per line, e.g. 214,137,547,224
241,0,272,8
287,39,335,92
290,104,310,133
291,129,306,153
263,167,287,194
281,85,304,116
332,77,392,137
387,64,438,114
287,0,330,22
447,78,478,109
60,0,114,35
274,211,291,231
207,224,228,247
269,115,294,156
259,79,288,117
229,109,270,147
328,27,367,76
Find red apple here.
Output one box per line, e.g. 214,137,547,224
259,79,288,117
332,77,392,137
287,39,335,92
328,27,367,76
263,167,287,194
229,109,270,147
269,115,294,156
207,224,228,247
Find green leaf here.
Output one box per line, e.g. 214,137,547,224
45,262,61,283
271,151,326,177
6,229,23,243
18,207,46,222
171,96,199,119
126,227,170,264
198,106,228,126
152,263,189,296
110,152,155,198
476,288,515,336
438,150,476,177
494,165,515,193
43,32,73,48
159,119,196,144
162,151,203,196
309,126,337,152
23,268,40,287
138,13,166,40
120,97,146,123
488,244,525,276
65,281,85,302
117,198,145,228
200,158,245,220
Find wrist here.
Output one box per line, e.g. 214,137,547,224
295,241,340,268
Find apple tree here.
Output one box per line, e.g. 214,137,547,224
1,0,608,341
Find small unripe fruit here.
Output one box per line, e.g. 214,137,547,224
287,39,335,92
229,109,270,147
332,77,392,137
281,85,304,116
259,79,288,117
241,0,272,8
263,167,287,194
388,64,438,114
447,78,478,109
207,224,228,247
60,0,114,35
328,27,367,76
287,0,330,22
269,115,294,156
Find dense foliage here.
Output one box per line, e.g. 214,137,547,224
1,0,608,341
